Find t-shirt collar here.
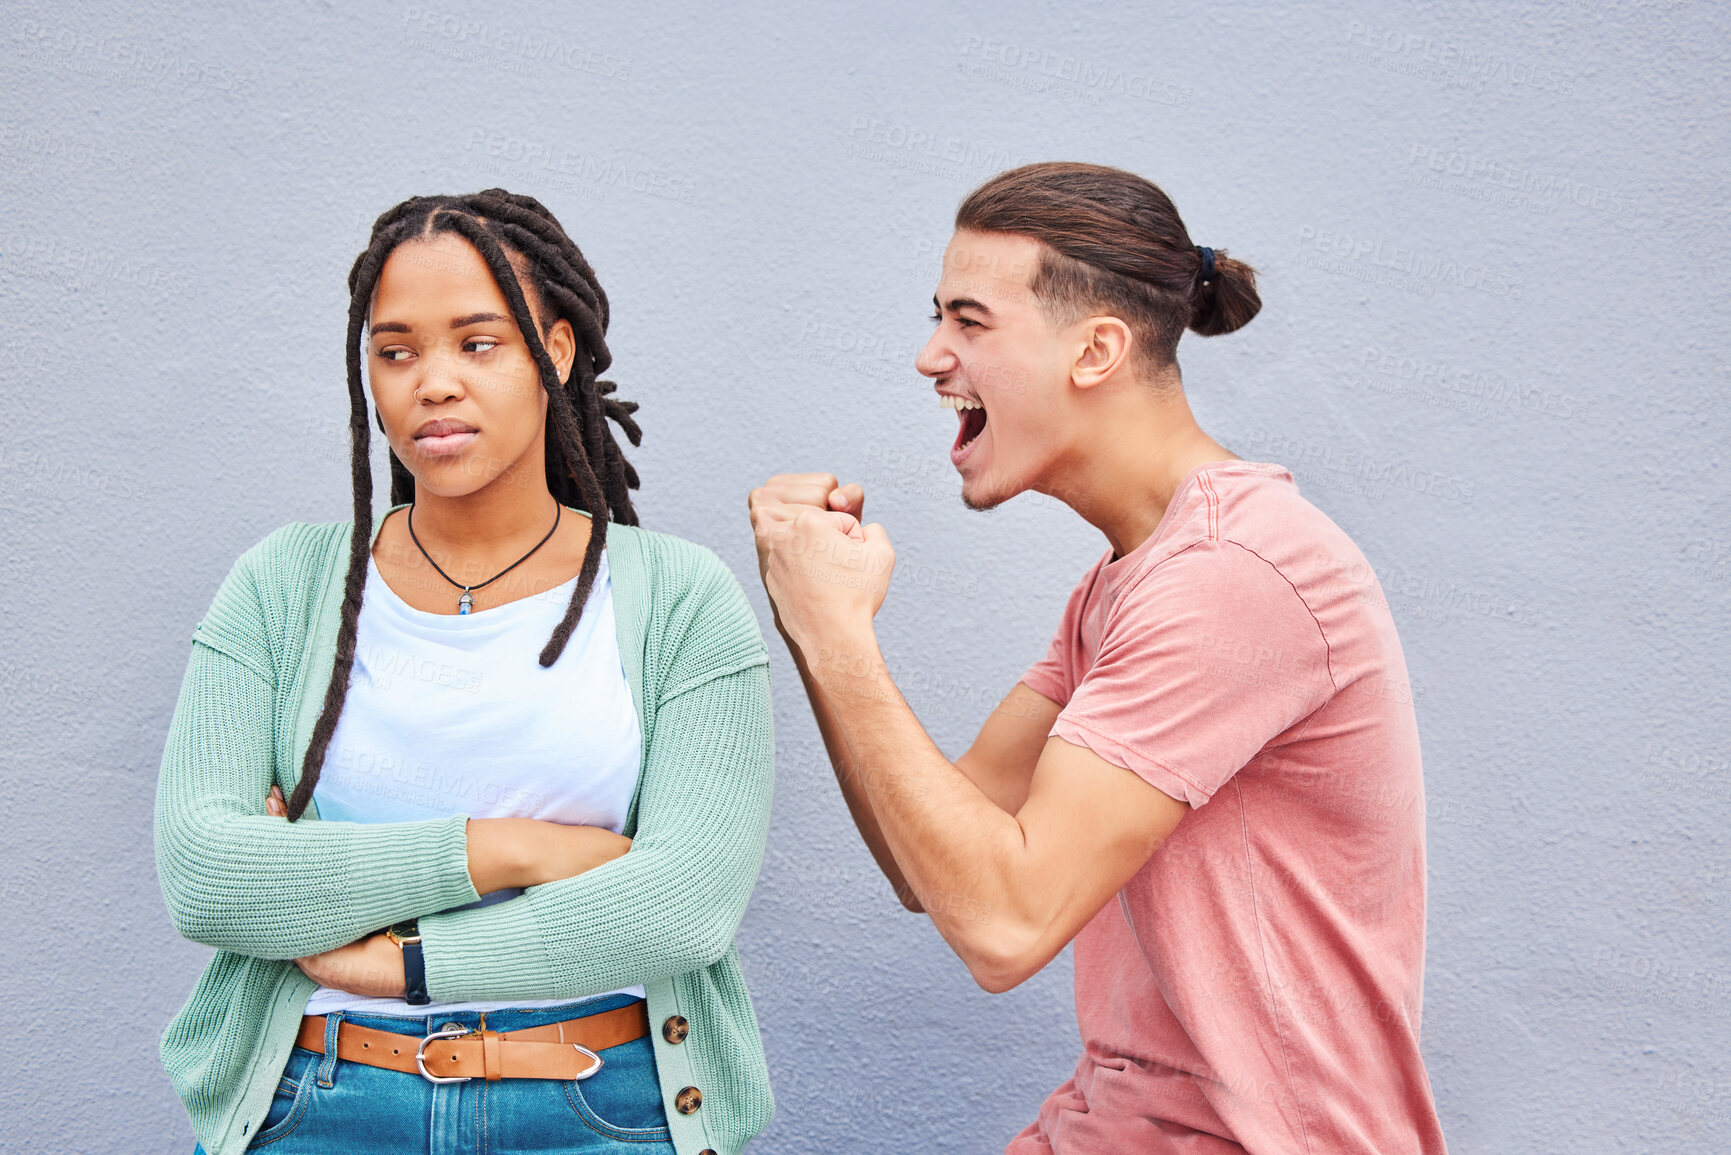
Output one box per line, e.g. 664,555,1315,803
1101,459,1293,592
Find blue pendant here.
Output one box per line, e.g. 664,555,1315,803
458,590,473,615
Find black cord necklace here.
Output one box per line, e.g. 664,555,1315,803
406,501,562,615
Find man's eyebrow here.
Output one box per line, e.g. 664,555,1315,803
451,311,510,328
369,321,410,335
935,295,995,317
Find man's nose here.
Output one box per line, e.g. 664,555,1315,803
914,330,956,379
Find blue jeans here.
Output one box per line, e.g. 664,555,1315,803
195,994,673,1154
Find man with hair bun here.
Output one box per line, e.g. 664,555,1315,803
750,162,1447,1153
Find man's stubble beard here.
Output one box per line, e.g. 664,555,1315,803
959,473,1016,512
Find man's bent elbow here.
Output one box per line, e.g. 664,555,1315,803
954,924,1044,994
964,952,1039,994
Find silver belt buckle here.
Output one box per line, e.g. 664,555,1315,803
415,1024,605,1082
416,1026,472,1084
572,1043,604,1081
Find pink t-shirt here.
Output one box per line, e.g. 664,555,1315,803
1010,461,1447,1155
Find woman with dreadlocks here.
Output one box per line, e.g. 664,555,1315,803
155,190,773,1155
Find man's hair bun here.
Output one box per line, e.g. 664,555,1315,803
1188,248,1261,337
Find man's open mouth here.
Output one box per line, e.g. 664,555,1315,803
941,393,987,454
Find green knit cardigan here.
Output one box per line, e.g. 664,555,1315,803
154,512,775,1155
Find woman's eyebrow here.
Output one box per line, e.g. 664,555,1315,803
367,313,511,335
451,311,510,327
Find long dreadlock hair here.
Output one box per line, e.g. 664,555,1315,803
285,189,642,821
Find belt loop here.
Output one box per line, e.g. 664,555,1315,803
318,1012,343,1088
481,1029,503,1081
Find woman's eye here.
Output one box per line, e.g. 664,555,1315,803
929,312,942,324
377,346,413,362
464,338,500,354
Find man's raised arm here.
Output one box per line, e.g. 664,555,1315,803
748,476,1187,992
751,475,1061,911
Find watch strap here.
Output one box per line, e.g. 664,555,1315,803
388,920,430,1006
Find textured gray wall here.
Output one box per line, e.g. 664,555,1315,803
2,0,1725,1151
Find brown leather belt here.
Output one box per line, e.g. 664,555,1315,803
295,1002,650,1083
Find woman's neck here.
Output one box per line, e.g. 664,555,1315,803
404,476,562,555
371,471,594,614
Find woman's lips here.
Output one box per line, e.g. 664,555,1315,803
412,420,480,456
414,430,478,455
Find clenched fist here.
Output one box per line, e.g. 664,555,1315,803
748,472,894,650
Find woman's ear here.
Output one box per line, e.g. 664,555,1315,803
544,316,577,382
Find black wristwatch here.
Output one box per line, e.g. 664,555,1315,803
386,920,429,1006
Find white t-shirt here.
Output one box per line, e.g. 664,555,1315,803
303,550,645,1016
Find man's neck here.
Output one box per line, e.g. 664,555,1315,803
1041,385,1238,559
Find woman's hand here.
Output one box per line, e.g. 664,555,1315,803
466,819,633,893
295,933,405,998
266,786,633,896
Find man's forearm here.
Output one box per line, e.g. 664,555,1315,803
800,626,1034,965
781,625,923,909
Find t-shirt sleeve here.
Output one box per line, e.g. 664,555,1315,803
1052,540,1335,808
1022,555,1109,707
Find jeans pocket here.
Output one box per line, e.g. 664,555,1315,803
246,1047,318,1149
560,1036,673,1143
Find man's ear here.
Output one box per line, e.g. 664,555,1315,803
1071,316,1134,390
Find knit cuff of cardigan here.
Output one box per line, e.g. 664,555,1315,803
418,886,559,1003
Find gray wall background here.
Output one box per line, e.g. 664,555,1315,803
2,0,1726,1151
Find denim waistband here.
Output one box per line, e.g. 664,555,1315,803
306,992,645,1039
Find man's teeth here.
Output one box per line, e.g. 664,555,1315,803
939,395,984,410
